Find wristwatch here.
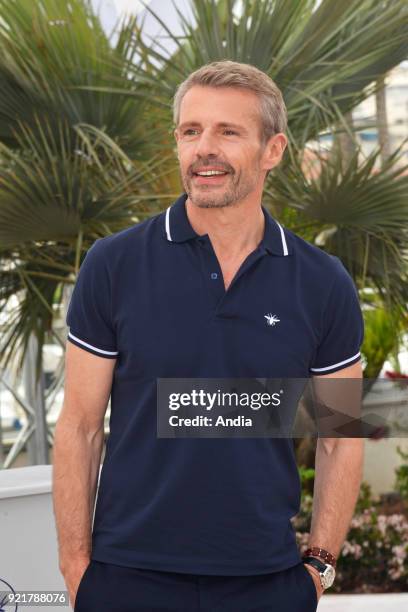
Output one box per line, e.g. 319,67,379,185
302,556,336,590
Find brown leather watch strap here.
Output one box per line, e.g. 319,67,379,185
303,546,337,568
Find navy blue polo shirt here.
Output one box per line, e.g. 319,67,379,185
66,192,364,575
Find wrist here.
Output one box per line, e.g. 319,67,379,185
59,554,90,574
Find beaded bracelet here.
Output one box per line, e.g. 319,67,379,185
303,546,337,568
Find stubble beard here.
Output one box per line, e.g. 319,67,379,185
182,167,261,209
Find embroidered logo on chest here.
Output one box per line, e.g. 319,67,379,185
264,313,280,326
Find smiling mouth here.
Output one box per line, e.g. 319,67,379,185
192,170,230,182
192,174,230,186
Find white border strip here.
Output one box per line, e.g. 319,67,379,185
68,332,119,356
165,206,172,241
274,220,289,256
310,351,361,373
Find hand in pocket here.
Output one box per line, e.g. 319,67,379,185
62,558,91,610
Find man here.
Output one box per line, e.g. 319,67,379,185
53,60,365,611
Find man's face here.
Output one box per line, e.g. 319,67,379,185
174,85,284,209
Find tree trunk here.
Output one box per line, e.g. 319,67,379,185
376,73,391,166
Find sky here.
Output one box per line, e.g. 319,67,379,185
113,0,144,14
91,0,193,52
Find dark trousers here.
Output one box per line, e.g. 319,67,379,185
74,559,318,611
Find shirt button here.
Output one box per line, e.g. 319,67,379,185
211,272,218,279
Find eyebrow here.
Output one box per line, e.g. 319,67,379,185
178,121,248,134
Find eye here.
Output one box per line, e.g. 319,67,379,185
182,128,238,136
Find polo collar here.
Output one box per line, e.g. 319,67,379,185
163,193,293,256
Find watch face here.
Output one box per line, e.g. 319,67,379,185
322,565,336,588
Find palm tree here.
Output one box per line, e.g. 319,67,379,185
0,0,175,465
376,72,392,166
0,0,177,376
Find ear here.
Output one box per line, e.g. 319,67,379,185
261,133,288,172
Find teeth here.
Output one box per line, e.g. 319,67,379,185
196,170,227,176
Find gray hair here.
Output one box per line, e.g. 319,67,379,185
172,60,287,147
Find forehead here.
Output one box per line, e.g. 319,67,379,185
179,85,260,130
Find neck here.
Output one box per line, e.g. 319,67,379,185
185,195,265,259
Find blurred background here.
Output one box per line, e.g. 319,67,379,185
0,0,407,606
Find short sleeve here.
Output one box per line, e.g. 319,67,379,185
309,257,364,375
66,238,118,358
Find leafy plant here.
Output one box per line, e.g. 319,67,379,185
395,446,408,503
355,481,375,513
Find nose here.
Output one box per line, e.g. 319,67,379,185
194,128,221,158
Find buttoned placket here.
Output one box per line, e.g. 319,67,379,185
196,234,268,317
